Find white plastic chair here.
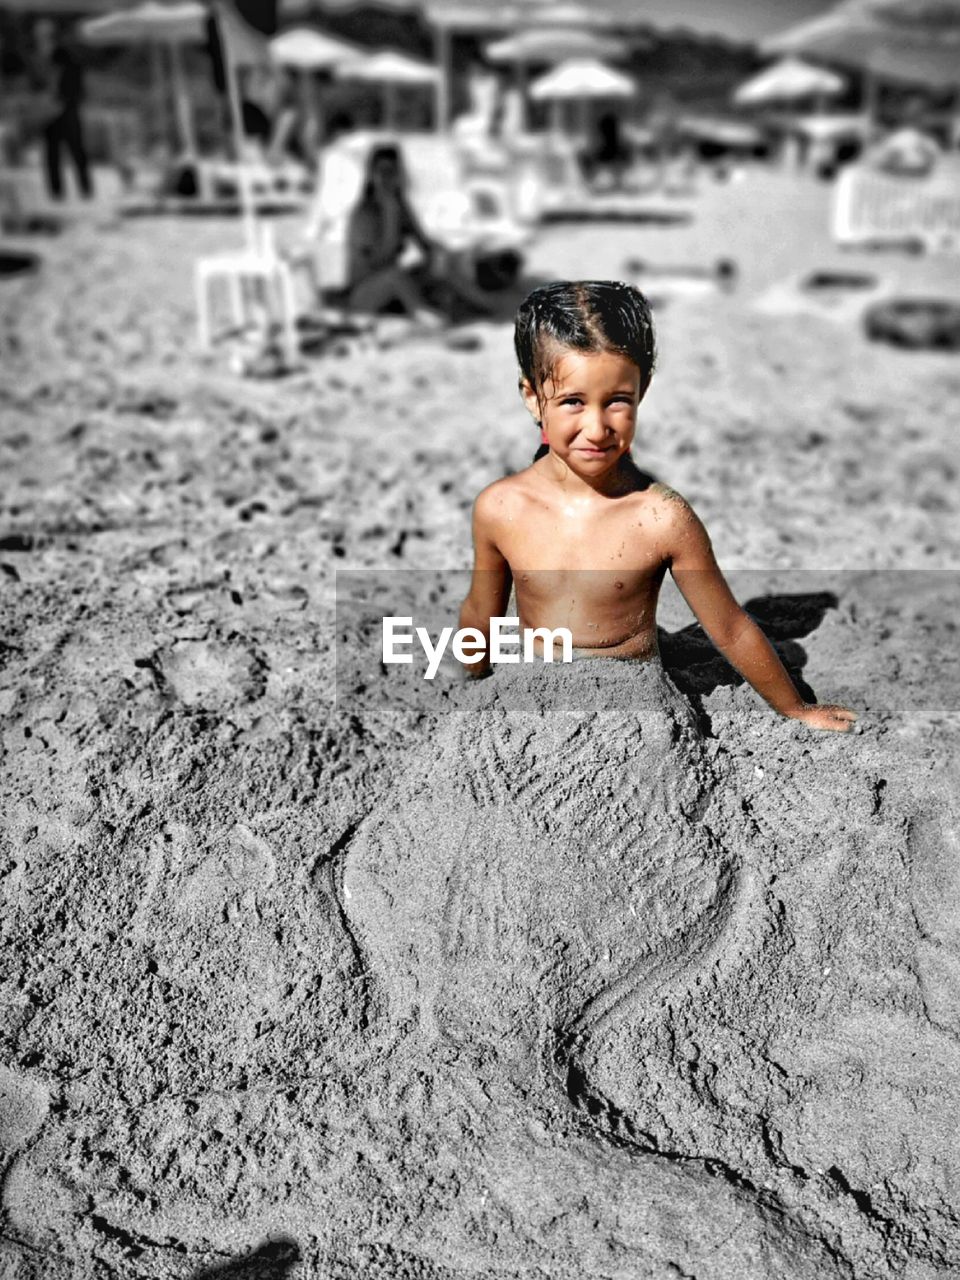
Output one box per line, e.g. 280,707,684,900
195,214,299,367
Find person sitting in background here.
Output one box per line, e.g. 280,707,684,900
346,143,496,324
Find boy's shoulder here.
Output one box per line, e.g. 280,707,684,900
473,468,540,519
636,480,705,541
646,479,697,515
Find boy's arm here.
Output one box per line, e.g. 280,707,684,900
663,493,857,733
458,488,514,677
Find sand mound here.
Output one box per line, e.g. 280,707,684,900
329,660,956,1277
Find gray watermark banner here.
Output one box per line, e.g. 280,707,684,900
334,569,959,717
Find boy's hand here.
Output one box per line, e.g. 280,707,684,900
790,703,858,733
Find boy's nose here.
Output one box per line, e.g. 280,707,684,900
583,414,610,442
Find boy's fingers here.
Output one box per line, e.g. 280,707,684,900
804,705,857,732
820,716,852,733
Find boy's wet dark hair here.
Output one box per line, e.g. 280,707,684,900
514,280,657,410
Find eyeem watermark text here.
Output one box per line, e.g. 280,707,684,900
382,616,574,680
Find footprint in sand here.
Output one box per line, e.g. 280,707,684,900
0,1066,54,1243
158,637,267,711
0,1065,49,1161
132,820,276,925
909,783,960,1035
338,661,843,1277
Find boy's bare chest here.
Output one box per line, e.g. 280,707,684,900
498,497,665,574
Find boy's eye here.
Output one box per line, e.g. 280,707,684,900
560,397,582,406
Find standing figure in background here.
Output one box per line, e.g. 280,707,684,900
34,19,93,201
585,112,631,190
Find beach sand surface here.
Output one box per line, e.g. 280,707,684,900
1,168,959,1277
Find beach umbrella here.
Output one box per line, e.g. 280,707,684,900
336,49,440,86
734,56,846,107
334,49,439,129
763,0,960,91
269,26,358,70
279,0,416,10
485,24,635,134
81,2,207,155
82,2,207,44
485,28,625,66
1,0,118,10
421,1,630,133
269,28,359,158
421,0,623,27
529,57,635,101
530,57,635,139
527,2,621,26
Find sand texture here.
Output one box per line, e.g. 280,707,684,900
1,171,959,1277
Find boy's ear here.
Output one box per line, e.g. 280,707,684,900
519,378,540,422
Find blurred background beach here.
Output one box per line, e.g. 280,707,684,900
2,1,960,1277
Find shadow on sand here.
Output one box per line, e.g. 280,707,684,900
659,590,839,710
190,1236,300,1280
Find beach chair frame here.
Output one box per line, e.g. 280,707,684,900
195,219,299,367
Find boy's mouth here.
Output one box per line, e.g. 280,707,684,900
576,445,615,456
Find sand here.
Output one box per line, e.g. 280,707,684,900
1,167,959,1278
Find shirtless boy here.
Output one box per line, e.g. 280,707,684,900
458,280,857,733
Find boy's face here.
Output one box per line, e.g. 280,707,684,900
523,349,643,479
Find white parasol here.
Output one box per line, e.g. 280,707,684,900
334,49,439,129
269,28,359,158
2,0,118,9
763,0,960,91
269,26,358,70
734,57,846,107
486,28,624,65
82,2,206,43
81,2,207,155
529,58,635,101
530,57,635,140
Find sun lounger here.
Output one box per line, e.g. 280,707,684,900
833,155,960,254
120,153,312,218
